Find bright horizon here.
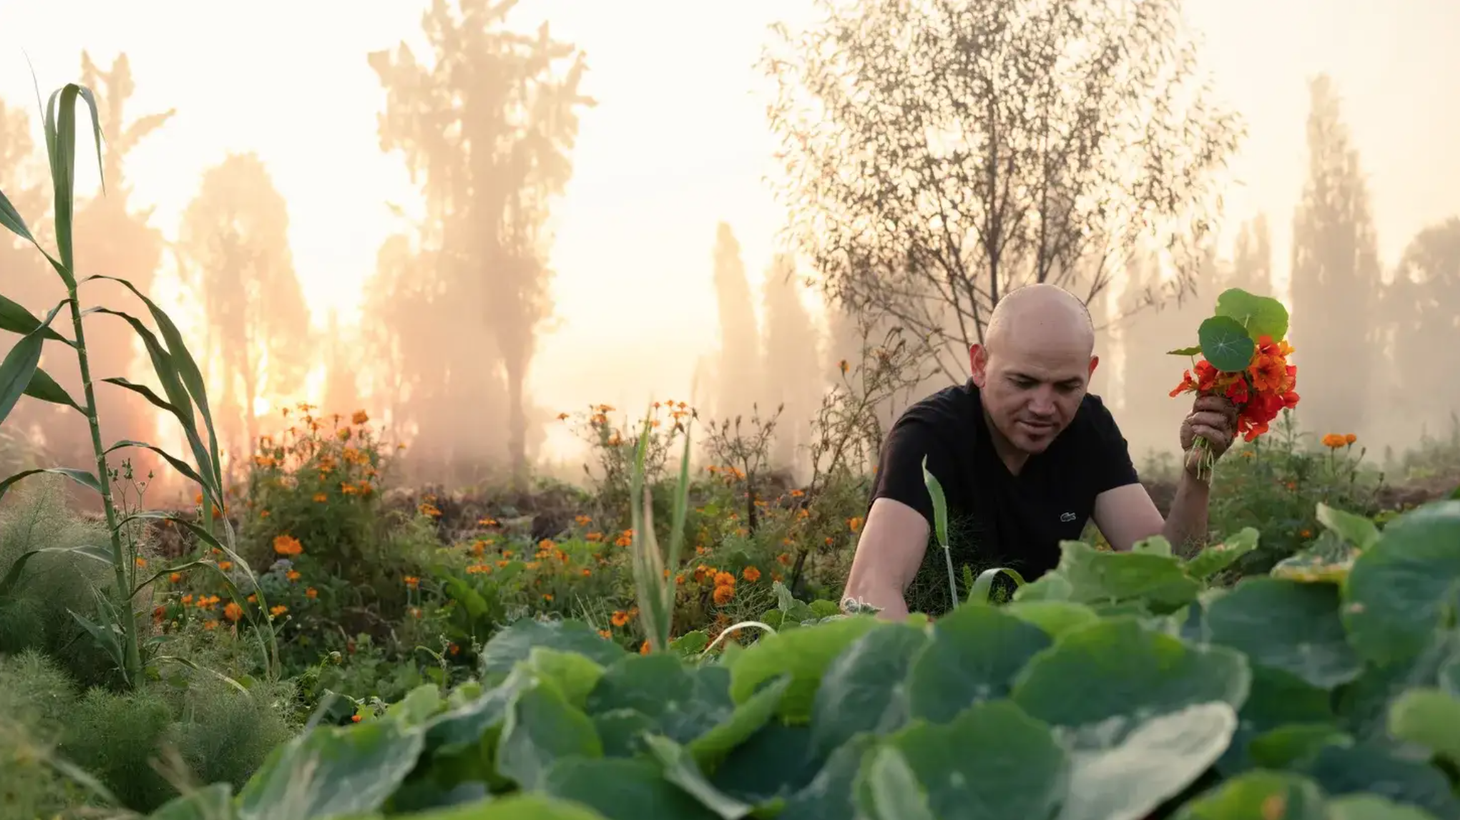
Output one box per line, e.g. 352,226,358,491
2,0,1458,465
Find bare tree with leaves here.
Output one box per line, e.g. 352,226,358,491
762,0,1243,381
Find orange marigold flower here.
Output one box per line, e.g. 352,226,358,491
224,602,243,622
270,605,288,617
598,629,611,639
777,552,792,566
203,620,219,630
1344,433,1356,445
581,568,591,577
219,560,233,571
611,610,630,627
135,557,147,568
274,535,304,557
169,572,182,583
639,641,651,655
306,587,318,598
575,515,592,526
182,594,194,604
742,566,761,582
713,584,735,606
848,516,864,532
286,569,301,581
313,493,328,503
404,576,420,589
352,410,369,425
1321,433,1346,449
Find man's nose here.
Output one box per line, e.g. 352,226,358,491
1028,388,1057,416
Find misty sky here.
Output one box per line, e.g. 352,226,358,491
2,0,1458,461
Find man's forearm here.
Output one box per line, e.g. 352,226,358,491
1162,473,1211,558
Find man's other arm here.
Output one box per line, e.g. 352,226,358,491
842,497,930,620
842,421,947,620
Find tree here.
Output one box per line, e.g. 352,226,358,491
760,254,822,474
176,152,312,457
1384,219,1460,433
710,223,762,422
1227,214,1273,296
762,0,1243,381
368,0,591,483
1290,75,1381,437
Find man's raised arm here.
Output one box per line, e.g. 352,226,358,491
841,497,930,621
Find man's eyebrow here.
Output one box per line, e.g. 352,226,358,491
1007,371,1083,385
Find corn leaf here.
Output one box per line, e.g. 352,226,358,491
0,293,67,341
0,300,66,426
0,543,112,599
106,439,210,492
23,366,81,412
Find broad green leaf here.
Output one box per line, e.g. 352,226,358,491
524,647,606,710
1183,527,1260,579
0,186,36,244
1271,531,1360,584
395,793,609,820
687,674,791,771
424,670,529,756
543,757,721,820
920,455,950,549
808,622,928,759
644,735,753,820
0,300,64,426
1012,618,1250,730
92,308,219,504
1003,600,1100,638
387,684,445,727
496,679,602,790
1343,500,1460,665
854,746,936,820
479,618,627,679
670,631,710,655
1197,315,1256,373
1292,743,1460,819
1204,578,1360,689
774,733,876,820
106,439,210,490
147,783,236,820
236,718,426,820
1167,346,1202,356
1214,287,1290,342
859,701,1068,820
22,366,80,411
1014,541,1201,614
1388,688,1460,764
1215,663,1335,776
1316,502,1382,551
584,653,733,747
1172,770,1326,820
906,603,1053,723
593,709,657,757
89,275,224,490
728,614,879,723
1056,702,1238,820
1326,795,1442,820
0,542,110,599
0,466,100,504
0,294,67,341
1246,723,1349,770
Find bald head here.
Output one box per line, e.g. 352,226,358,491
984,284,1094,358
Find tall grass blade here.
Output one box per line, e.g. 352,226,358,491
0,466,101,503
23,366,81,411
0,187,35,243
0,293,67,340
0,300,67,425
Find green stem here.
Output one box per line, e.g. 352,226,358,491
67,289,143,687
941,545,959,609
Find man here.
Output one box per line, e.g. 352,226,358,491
841,283,1238,619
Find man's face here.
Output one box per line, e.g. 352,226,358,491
970,336,1098,454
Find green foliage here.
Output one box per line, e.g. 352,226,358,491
1197,315,1257,373
104,494,1460,820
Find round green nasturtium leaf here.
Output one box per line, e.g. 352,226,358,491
1342,500,1460,666
729,615,880,723
1387,687,1460,765
856,701,1068,820
1011,618,1250,730
809,622,929,759
1214,287,1290,342
906,603,1053,724
1172,770,1326,820
1057,701,1238,820
1326,794,1443,820
1197,315,1256,373
1203,577,1360,689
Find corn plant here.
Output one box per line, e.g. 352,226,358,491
626,410,693,652
920,454,1025,607
0,79,278,687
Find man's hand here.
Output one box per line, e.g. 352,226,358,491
1180,395,1239,477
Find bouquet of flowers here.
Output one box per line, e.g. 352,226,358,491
1168,287,1300,479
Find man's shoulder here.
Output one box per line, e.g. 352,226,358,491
892,381,978,436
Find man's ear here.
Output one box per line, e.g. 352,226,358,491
969,344,988,387
1088,355,1100,377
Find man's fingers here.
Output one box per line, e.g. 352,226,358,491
1189,410,1235,432
1193,394,1239,419
1189,424,1232,449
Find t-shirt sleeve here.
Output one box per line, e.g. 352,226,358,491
1086,397,1141,494
868,418,958,527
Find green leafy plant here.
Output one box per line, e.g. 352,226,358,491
0,80,277,687
126,495,1460,820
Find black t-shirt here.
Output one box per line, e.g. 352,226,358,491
866,379,1140,615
